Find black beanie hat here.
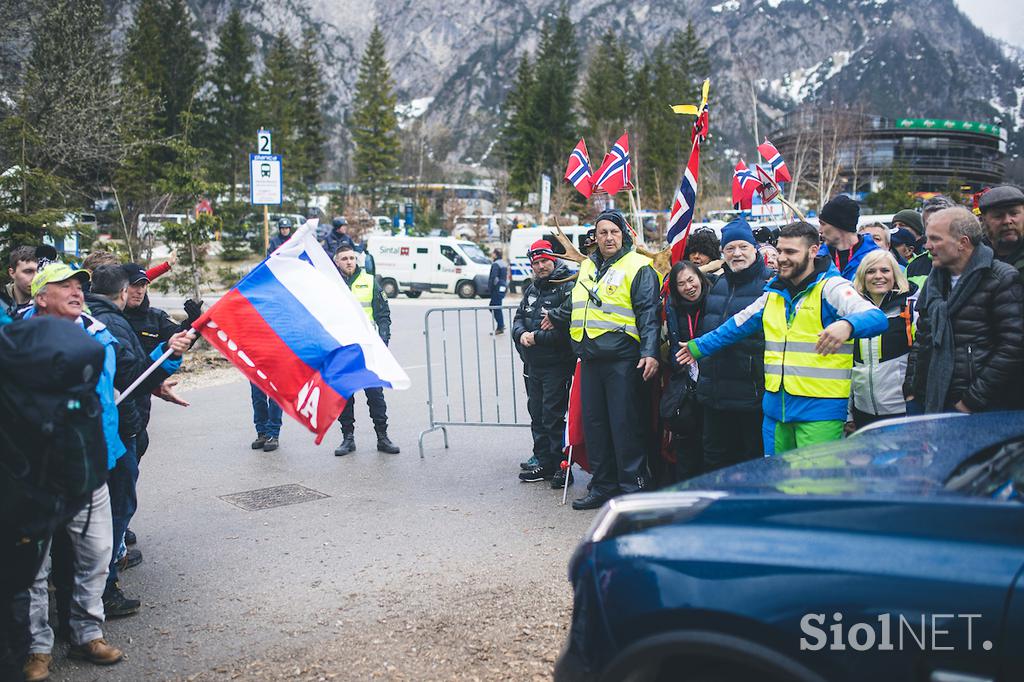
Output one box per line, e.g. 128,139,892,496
819,195,860,232
594,209,634,247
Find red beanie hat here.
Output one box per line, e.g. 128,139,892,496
528,239,558,263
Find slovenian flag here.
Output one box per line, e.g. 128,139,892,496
193,221,410,443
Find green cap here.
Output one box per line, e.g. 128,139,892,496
31,262,90,298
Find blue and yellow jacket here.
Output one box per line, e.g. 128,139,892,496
687,258,888,423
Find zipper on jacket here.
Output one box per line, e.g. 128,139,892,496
868,336,879,415
967,345,976,383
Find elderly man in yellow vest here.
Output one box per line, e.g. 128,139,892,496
332,243,400,456
677,221,888,456
545,209,661,510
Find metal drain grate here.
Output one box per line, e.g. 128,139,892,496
219,484,329,511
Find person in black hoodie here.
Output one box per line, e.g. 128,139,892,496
512,240,576,485
664,260,712,481
694,219,772,471
85,265,193,616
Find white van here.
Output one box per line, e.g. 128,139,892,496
508,225,590,291
368,236,493,299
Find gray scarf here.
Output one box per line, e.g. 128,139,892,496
921,244,994,412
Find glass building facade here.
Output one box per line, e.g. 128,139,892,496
771,112,1007,195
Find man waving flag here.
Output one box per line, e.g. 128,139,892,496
564,138,594,198
592,133,632,196
193,221,411,444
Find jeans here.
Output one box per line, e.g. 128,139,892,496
489,293,506,330
251,383,282,438
338,387,388,435
107,436,139,589
18,484,113,651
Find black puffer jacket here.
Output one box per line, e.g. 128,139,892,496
695,257,771,411
905,249,1024,412
549,247,661,361
86,294,175,437
124,294,182,355
512,263,575,367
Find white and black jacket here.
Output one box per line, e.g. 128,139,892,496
850,285,918,418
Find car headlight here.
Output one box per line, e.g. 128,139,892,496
584,491,727,543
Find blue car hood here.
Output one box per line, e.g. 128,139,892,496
673,413,1024,498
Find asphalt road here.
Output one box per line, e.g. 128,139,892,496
52,295,594,681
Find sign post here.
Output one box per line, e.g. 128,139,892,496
540,174,551,216
253,130,277,252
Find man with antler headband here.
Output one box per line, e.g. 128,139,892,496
544,209,661,510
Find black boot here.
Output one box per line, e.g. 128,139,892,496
376,431,400,454
334,433,355,456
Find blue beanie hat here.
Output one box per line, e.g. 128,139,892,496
720,218,757,248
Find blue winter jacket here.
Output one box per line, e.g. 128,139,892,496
816,234,879,280
687,258,888,423
23,307,180,469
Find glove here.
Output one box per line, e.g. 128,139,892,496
183,298,204,326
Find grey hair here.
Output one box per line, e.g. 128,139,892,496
934,206,984,246
33,283,48,299
921,195,956,225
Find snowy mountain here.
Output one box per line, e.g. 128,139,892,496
104,0,1023,174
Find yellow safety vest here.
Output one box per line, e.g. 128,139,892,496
349,270,375,322
762,278,853,398
570,251,651,344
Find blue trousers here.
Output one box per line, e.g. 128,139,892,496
107,436,138,588
489,293,506,330
251,383,283,437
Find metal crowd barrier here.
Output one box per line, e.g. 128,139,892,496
417,304,530,457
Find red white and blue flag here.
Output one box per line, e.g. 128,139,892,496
592,133,632,196
193,221,410,444
757,137,792,183
563,138,594,198
667,141,701,263
732,160,761,210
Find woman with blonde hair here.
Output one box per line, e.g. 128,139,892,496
847,250,918,431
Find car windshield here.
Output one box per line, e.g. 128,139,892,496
944,438,1024,502
459,243,491,265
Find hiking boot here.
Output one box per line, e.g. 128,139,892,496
68,638,123,665
263,436,279,452
251,434,267,449
23,653,51,681
102,583,140,618
116,548,142,571
520,456,539,470
550,468,574,489
334,434,355,456
519,465,557,482
376,433,400,454
124,528,137,546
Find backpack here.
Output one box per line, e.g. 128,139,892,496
0,316,109,540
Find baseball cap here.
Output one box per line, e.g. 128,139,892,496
122,263,150,285
31,262,90,298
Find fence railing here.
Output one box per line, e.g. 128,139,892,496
417,304,530,457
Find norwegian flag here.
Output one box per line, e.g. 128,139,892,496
667,140,701,263
732,160,762,210
563,138,593,198
691,100,710,145
757,137,792,183
592,133,632,196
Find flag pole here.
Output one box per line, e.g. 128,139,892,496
115,329,197,406
561,446,573,505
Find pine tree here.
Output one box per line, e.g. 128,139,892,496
203,8,256,204
579,29,632,153
633,46,681,208
528,7,579,181
351,25,400,210
294,32,327,200
500,54,538,201
123,0,205,139
260,31,302,178
868,162,916,213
